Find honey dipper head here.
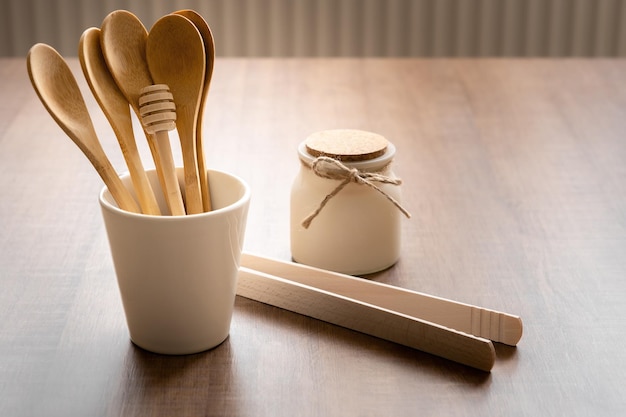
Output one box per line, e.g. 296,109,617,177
139,84,176,134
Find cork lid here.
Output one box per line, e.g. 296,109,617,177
304,129,388,162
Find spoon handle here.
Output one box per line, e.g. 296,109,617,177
97,156,142,213
197,136,211,212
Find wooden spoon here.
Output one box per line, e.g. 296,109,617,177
147,14,206,215
79,27,160,215
27,43,140,213
100,10,185,216
174,9,215,212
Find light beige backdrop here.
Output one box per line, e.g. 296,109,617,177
2,0,626,57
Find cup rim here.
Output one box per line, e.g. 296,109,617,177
99,168,251,220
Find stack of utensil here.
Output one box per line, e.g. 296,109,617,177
27,9,215,216
25,9,523,371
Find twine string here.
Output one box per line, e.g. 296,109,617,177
301,156,411,229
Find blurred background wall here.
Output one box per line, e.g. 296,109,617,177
2,0,626,57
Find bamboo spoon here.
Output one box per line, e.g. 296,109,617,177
79,27,160,215
147,14,206,215
27,43,140,213
100,10,185,216
138,85,183,215
173,9,215,212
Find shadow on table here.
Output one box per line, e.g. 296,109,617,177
112,338,242,415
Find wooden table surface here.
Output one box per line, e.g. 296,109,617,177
1,57,626,416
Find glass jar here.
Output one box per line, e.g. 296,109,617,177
290,129,407,275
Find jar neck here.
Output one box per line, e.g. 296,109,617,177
297,140,396,173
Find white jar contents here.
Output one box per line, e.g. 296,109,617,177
290,129,410,275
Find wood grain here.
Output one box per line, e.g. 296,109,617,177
2,58,626,416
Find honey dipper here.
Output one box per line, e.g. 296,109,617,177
139,84,186,215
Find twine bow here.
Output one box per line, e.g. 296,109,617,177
301,156,411,229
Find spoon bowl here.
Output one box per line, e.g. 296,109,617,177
27,43,140,213
100,10,151,111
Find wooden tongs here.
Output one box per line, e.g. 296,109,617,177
237,254,523,372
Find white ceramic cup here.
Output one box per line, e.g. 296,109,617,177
99,169,251,354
